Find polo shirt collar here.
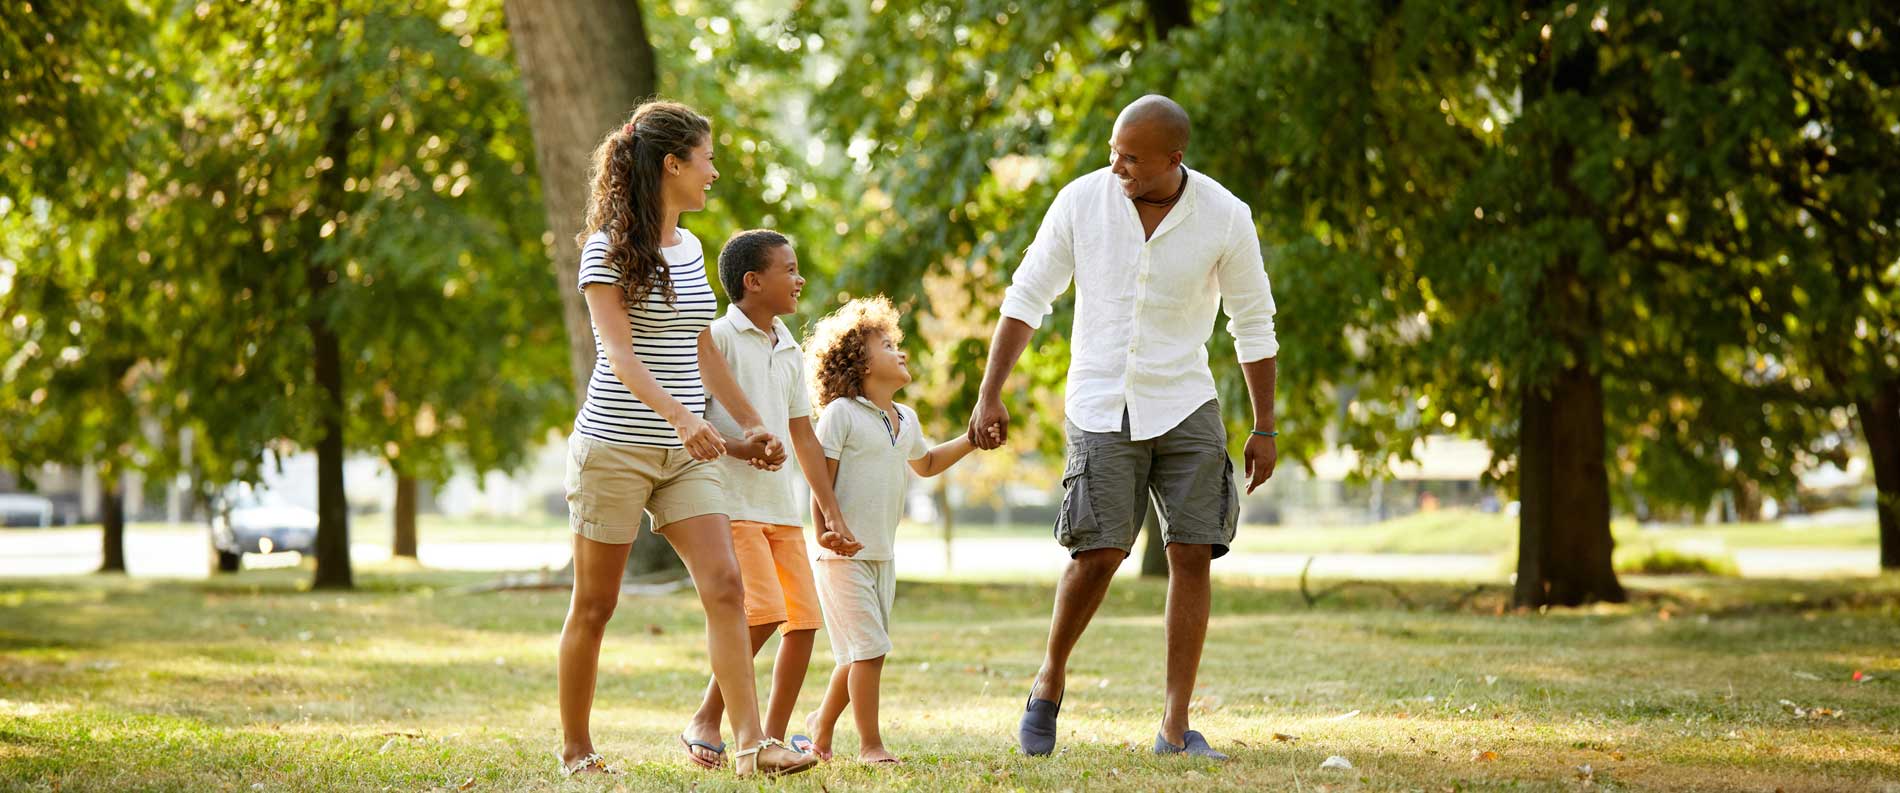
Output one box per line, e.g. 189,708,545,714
721,306,797,352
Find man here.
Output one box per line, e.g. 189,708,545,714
967,94,1279,761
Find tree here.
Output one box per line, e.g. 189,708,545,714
105,0,570,588
0,0,164,573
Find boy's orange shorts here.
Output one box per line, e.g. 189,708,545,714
729,520,825,633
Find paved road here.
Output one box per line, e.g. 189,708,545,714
1,527,1880,581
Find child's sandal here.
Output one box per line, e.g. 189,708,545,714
733,737,819,777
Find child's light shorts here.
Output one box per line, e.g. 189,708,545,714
813,558,895,665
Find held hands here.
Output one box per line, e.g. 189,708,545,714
1242,432,1278,494
816,511,863,556
966,395,1009,450
724,427,788,471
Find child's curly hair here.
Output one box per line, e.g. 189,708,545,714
806,296,904,407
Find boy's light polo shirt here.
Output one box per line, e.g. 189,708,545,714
815,397,929,562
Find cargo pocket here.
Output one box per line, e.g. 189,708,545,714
1055,445,1093,548
1215,456,1238,558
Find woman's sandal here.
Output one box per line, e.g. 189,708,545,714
559,752,619,776
733,737,819,777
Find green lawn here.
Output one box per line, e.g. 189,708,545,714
1226,510,1879,556
2,569,1897,791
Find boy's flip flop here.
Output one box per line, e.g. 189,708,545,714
679,734,726,769
789,734,817,755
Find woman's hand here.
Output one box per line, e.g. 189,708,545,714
673,414,727,461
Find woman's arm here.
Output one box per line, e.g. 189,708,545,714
584,284,724,461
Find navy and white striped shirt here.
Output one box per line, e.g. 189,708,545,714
574,229,718,448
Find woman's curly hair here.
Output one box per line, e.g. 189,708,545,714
577,100,711,307
806,296,904,407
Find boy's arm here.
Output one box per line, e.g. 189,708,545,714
815,455,862,555
790,417,850,536
698,328,786,468
909,435,977,478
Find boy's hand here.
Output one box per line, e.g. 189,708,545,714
743,427,787,470
819,530,862,557
723,435,781,471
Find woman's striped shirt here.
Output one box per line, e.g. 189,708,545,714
573,228,717,448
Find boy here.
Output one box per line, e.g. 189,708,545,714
800,296,984,764
680,229,862,768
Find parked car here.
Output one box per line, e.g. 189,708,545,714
0,493,55,527
208,484,318,572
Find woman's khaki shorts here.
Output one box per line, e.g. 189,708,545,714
564,432,727,544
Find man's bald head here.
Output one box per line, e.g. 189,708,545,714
1114,94,1191,154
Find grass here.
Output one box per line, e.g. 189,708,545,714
3,567,1898,791
1223,509,1879,556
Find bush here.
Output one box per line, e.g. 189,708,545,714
1614,545,1739,576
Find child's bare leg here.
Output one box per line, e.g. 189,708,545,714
767,628,815,740
848,655,895,762
806,662,850,760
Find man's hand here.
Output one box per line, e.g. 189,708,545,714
1242,433,1277,494
967,395,1010,450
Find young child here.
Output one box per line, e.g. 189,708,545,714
681,230,863,768
800,296,982,765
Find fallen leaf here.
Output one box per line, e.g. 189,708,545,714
1609,751,1625,761
1575,763,1595,782
1271,733,1299,743
645,623,664,636
1319,755,1353,770
457,777,475,791
379,730,422,739
1471,750,1499,762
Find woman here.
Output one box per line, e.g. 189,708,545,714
556,100,816,778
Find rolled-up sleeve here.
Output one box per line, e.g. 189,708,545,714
1218,204,1279,362
998,188,1076,330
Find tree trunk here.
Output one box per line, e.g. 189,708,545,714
98,471,126,574
504,0,658,398
1511,12,1622,608
1859,378,1900,570
1140,497,1167,577
1147,0,1192,40
1515,364,1625,607
393,474,419,559
309,105,354,591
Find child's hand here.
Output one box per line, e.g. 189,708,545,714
819,531,863,557
743,427,787,470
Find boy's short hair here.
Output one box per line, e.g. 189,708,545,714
718,229,791,302
805,296,903,407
